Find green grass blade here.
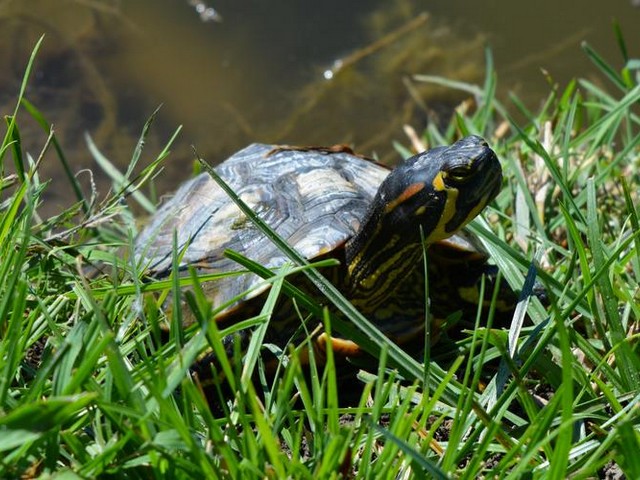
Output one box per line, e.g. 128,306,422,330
0,35,44,173
581,41,627,91
585,179,640,389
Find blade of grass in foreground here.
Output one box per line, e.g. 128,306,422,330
586,179,640,390
21,98,88,212
1,35,44,180
370,419,448,480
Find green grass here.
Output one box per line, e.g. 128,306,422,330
1,33,639,478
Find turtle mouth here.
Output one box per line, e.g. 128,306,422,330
476,149,503,200
467,142,502,201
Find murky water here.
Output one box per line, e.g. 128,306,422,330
1,0,639,215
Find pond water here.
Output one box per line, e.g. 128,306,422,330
1,0,639,215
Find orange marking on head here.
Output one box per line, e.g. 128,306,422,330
385,182,425,213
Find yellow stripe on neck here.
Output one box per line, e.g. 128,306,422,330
424,186,458,243
426,190,492,244
384,182,425,214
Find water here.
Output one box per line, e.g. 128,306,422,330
0,0,638,215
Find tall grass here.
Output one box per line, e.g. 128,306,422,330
1,33,639,478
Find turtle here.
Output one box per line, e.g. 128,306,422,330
134,135,504,365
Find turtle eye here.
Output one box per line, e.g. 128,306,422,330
447,166,471,184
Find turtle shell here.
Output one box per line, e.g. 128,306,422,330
135,144,390,318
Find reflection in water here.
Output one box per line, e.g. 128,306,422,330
0,0,126,213
0,0,639,216
0,0,487,215
273,6,486,162
185,0,222,23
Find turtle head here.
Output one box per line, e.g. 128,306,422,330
377,134,502,244
346,135,502,307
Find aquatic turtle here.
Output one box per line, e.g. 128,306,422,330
135,135,503,360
